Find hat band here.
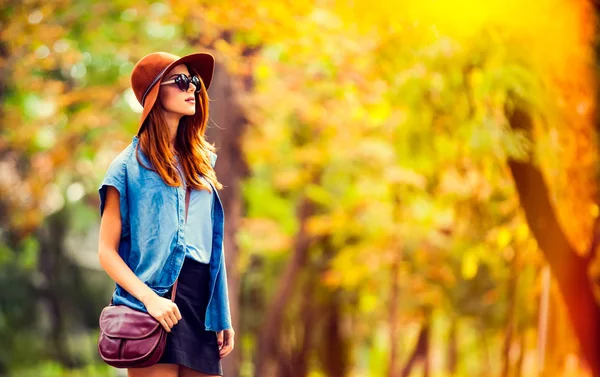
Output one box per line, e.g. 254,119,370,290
141,65,171,106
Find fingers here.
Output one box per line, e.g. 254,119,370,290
219,343,234,358
168,312,179,327
159,318,172,332
219,330,235,358
157,302,181,332
168,304,179,326
173,304,182,321
159,313,179,332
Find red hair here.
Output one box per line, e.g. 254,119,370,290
135,67,222,192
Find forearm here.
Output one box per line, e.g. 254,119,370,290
98,247,156,305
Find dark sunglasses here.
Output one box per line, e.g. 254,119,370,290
160,74,201,93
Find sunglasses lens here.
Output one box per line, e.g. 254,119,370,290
172,74,201,92
192,76,201,92
175,74,190,91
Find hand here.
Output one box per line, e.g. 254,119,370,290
217,328,235,358
143,294,182,333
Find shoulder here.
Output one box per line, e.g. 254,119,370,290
208,150,218,168
111,143,136,168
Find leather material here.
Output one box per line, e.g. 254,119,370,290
100,305,161,339
97,305,166,368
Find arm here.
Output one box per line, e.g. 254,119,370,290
98,185,181,332
217,243,235,358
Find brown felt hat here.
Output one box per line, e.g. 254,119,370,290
131,51,215,135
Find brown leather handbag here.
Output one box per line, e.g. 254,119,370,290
97,186,191,368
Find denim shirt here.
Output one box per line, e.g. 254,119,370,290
175,159,214,264
98,135,232,331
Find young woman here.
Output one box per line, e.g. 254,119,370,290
97,52,235,377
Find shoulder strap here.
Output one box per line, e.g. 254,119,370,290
170,185,191,301
185,185,191,222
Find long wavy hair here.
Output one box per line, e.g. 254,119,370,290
135,66,222,192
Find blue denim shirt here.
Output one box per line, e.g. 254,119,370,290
98,135,232,331
175,159,214,264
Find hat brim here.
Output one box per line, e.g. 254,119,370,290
137,52,215,135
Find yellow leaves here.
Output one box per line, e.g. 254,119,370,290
255,61,273,81
358,293,379,314
293,145,329,167
592,204,600,219
484,222,532,262
306,214,334,237
516,223,530,243
238,218,292,254
496,228,512,249
352,139,394,166
305,203,371,237
323,243,388,289
461,252,479,280
200,0,315,50
305,184,333,207
384,166,427,189
272,168,304,191
438,168,492,200
321,269,342,287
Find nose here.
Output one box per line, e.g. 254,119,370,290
187,82,197,93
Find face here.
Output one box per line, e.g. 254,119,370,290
158,64,197,117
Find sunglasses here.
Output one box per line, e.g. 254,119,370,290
160,73,201,93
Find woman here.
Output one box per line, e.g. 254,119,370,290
97,52,235,377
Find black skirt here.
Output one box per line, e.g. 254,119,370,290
157,257,223,375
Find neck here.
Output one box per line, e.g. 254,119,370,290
161,110,182,149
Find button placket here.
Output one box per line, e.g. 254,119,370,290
178,185,185,248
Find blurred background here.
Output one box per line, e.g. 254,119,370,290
1,1,600,376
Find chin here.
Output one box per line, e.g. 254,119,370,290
178,107,196,116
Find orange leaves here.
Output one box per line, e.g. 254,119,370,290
239,217,293,254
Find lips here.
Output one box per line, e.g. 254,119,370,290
185,96,195,103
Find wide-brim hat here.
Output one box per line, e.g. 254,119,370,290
131,51,215,135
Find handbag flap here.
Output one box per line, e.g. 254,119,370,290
99,305,162,339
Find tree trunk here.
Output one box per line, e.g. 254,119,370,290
502,247,520,377
478,326,491,377
401,317,430,377
205,61,250,377
388,255,401,377
321,289,349,377
507,106,600,377
447,319,458,376
515,332,525,377
293,272,318,377
37,210,75,367
254,196,317,376
537,266,551,376
275,268,318,377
